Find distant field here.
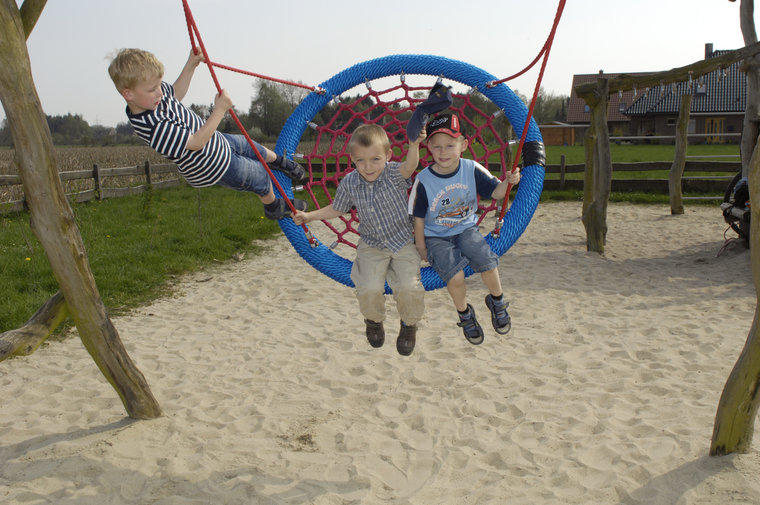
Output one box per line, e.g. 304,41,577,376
0,145,166,174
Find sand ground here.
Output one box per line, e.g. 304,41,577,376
1,202,759,505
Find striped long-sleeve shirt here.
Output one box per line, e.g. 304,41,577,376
127,82,230,187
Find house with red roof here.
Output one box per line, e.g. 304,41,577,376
566,44,744,145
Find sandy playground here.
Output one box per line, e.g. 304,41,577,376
1,201,759,504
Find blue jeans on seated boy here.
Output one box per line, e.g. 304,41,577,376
424,226,498,283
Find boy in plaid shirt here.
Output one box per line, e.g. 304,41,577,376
294,124,425,356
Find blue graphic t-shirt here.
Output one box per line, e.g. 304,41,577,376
409,158,499,238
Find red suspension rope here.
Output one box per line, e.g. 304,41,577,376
181,2,322,94
493,0,566,235
180,0,315,242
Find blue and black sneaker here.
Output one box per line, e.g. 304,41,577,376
263,197,308,220
457,304,484,345
485,294,511,335
272,155,307,185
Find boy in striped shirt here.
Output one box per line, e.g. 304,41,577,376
108,48,306,220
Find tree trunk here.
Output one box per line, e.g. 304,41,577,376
581,78,612,253
669,94,692,215
0,0,161,419
711,132,760,455
709,0,760,456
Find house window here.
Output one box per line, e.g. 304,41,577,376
695,83,707,95
584,104,590,113
667,118,677,127
618,102,626,112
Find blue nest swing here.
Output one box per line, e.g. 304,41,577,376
273,54,544,291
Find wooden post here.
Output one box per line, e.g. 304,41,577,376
581,78,612,253
0,1,161,419
144,160,151,186
0,291,68,361
582,126,595,218
93,163,101,200
669,93,692,215
711,133,760,455
559,154,566,190
709,0,760,458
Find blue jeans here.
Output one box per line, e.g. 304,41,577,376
216,133,272,196
425,226,498,282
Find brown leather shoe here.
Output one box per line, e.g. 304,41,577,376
365,319,385,348
396,322,416,356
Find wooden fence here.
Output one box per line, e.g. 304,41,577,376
539,159,739,198
0,159,740,215
0,161,181,214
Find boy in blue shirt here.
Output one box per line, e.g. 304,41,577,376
108,48,306,220
410,113,520,344
294,124,425,356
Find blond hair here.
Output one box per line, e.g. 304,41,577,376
347,123,390,154
108,48,164,92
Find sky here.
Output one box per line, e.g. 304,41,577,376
1,0,751,128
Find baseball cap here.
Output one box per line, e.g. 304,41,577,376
405,82,454,140
425,113,463,141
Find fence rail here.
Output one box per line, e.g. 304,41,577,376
0,161,181,214
0,159,740,215
539,159,740,197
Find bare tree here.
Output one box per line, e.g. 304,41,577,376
0,0,161,419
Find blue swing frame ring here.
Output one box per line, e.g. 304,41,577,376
274,54,544,291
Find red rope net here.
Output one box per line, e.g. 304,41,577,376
300,80,514,250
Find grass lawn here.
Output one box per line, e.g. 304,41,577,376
1,185,279,332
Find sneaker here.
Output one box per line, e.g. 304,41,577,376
457,304,484,345
365,319,385,348
485,294,511,335
272,156,307,184
396,322,416,356
263,197,308,220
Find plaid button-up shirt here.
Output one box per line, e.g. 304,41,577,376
332,161,413,253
